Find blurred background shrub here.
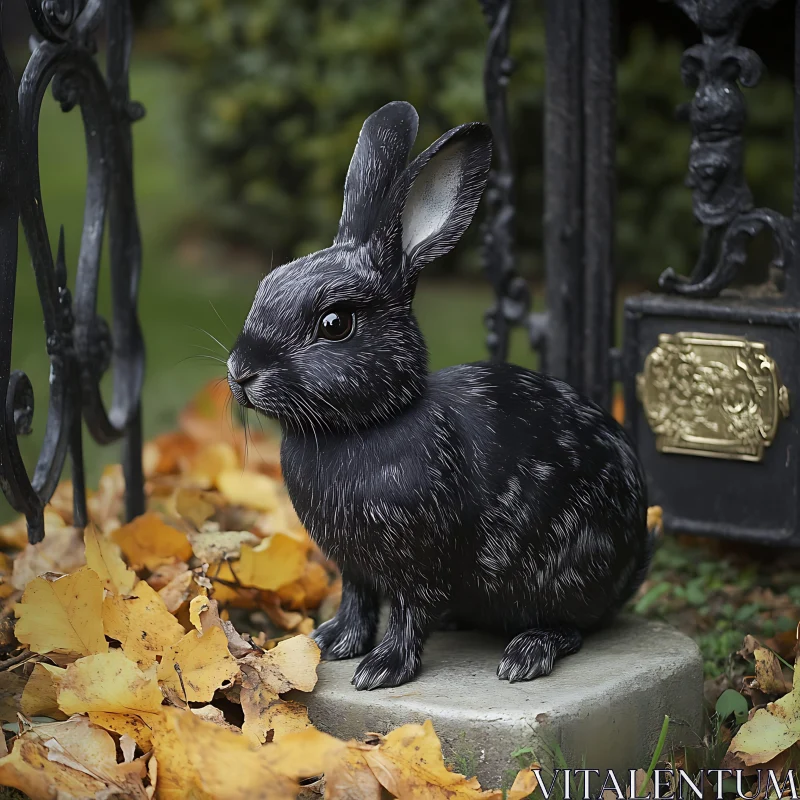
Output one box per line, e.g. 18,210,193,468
165,0,793,283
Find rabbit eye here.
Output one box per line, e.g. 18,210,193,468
317,310,355,342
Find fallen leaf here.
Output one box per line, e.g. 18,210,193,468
236,534,310,591
157,626,239,703
325,745,382,800
188,443,240,489
191,704,242,733
147,431,199,475
102,579,186,668
240,664,311,745
364,720,501,799
36,715,119,779
88,711,157,752
188,530,259,564
189,594,212,633
174,488,218,527
14,567,108,656
217,470,280,512
113,513,192,571
508,766,541,800
20,662,67,719
241,634,320,694
150,706,296,800
88,464,127,531
754,647,793,695
57,649,164,715
11,524,85,589
84,523,136,595
157,568,197,613
277,561,333,611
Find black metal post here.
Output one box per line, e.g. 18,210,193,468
0,0,145,543
543,0,586,390
581,0,617,409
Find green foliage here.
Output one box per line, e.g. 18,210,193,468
167,1,794,282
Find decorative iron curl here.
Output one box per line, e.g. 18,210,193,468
478,0,531,362
0,0,145,543
659,0,793,298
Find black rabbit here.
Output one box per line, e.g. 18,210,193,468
227,102,651,690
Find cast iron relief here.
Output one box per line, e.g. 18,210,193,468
478,0,533,362
638,0,793,460
0,0,145,543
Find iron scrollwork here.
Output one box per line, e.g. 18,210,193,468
0,0,145,543
659,0,793,298
478,0,532,362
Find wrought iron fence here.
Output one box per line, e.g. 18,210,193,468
0,0,144,544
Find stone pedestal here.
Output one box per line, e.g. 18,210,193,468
295,616,703,788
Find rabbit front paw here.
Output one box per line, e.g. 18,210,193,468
497,628,582,682
311,615,376,661
351,640,421,690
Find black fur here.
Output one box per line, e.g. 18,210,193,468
228,102,650,690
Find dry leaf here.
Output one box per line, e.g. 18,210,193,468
217,470,280,512
325,746,382,800
240,664,311,745
84,523,136,595
102,579,186,668
11,524,85,590
241,634,320,694
157,626,239,703
157,568,196,613
147,431,199,475
235,534,310,591
113,513,192,571
150,706,296,800
188,443,240,489
15,567,108,656
188,530,259,564
364,720,501,799
57,649,164,715
277,561,333,611
88,711,156,752
508,766,541,800
174,488,217,527
20,663,67,720
754,647,793,695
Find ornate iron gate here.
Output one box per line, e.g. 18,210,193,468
0,0,145,544
478,0,800,544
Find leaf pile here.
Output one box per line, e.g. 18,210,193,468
0,382,542,799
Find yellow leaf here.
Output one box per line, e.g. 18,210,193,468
277,561,333,610
174,488,217,527
88,711,157,752
0,728,108,798
158,568,197,614
187,443,240,489
151,706,297,800
103,580,186,667
325,746,382,800
240,664,311,745
217,469,280,512
14,567,108,656
508,766,541,800
84,523,136,595
57,649,164,716
157,626,239,703
236,534,309,591
11,524,86,590
20,663,67,720
189,594,210,633
112,513,192,571
364,720,501,799
240,634,320,694
188,530,259,564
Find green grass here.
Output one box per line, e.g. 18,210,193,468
1,56,535,522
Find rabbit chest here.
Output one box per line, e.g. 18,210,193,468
280,403,470,586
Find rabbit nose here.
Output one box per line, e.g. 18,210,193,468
228,370,257,408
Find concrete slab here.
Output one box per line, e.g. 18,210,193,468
293,616,703,788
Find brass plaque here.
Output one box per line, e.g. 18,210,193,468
637,332,790,462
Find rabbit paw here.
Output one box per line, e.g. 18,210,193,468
497,628,582,683
311,616,375,661
351,641,420,690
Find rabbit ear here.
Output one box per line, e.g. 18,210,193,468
335,102,419,245
373,123,493,289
